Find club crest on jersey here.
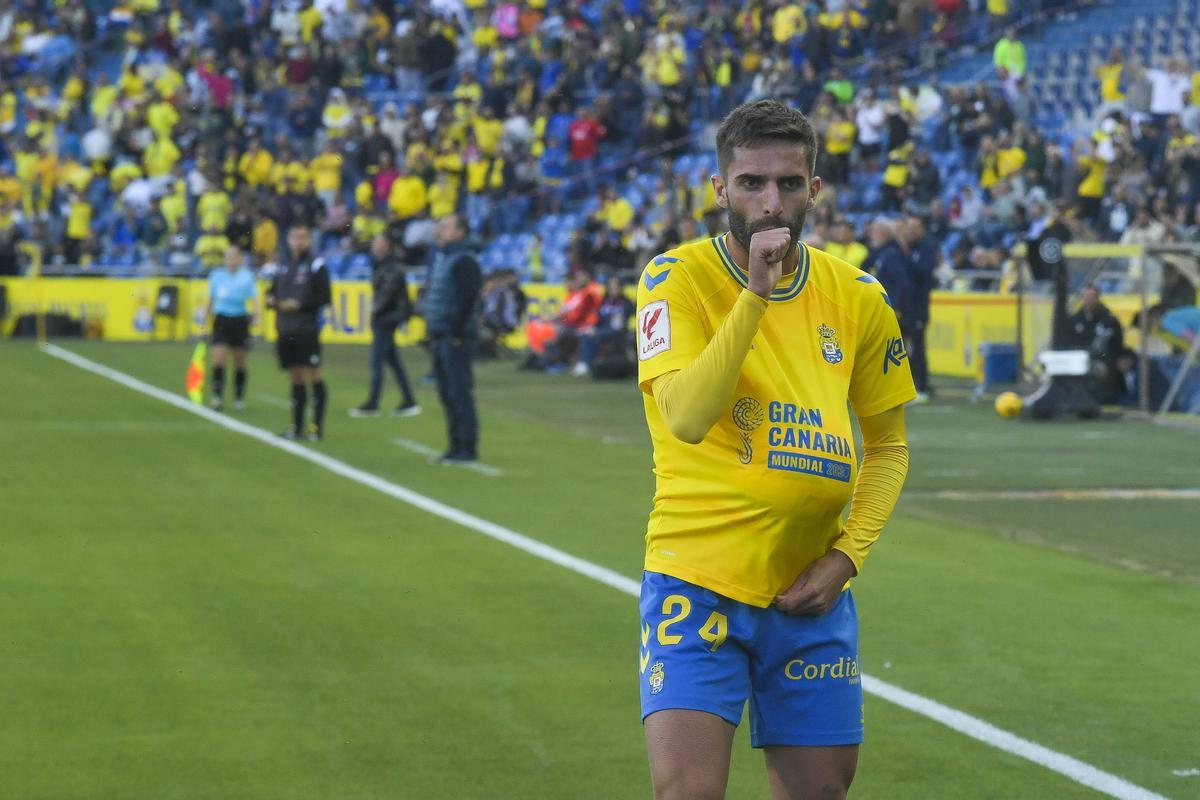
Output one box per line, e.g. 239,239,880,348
818,324,843,365
648,661,666,694
731,396,764,464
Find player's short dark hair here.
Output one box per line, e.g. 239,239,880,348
716,100,818,175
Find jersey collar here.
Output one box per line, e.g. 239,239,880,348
712,233,810,301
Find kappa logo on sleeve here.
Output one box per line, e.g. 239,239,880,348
638,300,671,361
883,337,908,374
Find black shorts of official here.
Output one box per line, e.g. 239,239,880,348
212,314,251,348
276,330,322,369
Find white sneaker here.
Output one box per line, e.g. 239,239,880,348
905,392,930,407
570,362,590,377
392,404,422,417
233,400,246,411
209,397,224,411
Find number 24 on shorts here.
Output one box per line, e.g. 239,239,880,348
653,594,728,652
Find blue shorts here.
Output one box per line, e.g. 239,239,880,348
638,571,864,748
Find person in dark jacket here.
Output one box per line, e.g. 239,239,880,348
903,216,938,400
351,234,420,417
266,223,332,441
425,212,483,464
1069,284,1126,404
865,218,912,331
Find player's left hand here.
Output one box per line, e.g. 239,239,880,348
774,550,857,616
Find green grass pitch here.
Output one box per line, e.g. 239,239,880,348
2,340,1198,799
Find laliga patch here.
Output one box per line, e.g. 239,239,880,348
638,300,671,361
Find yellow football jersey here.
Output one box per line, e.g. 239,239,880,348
636,234,916,606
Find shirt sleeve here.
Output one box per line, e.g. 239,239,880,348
650,290,767,444
833,405,909,575
848,281,917,418
635,256,710,392
302,259,332,312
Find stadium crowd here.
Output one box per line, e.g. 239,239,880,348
0,0,1196,307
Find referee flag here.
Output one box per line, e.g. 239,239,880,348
186,341,207,404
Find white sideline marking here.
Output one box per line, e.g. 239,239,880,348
43,343,1170,800
862,677,1168,800
920,488,1200,501
393,437,505,477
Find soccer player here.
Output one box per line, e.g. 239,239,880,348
206,243,258,411
267,223,332,441
635,100,915,800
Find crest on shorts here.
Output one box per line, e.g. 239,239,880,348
648,661,666,695
818,323,843,365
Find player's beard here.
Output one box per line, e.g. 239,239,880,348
727,206,806,256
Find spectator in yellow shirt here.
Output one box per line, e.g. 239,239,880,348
321,88,354,140
14,145,38,215
824,220,869,268
882,141,915,211
1074,141,1108,223
427,173,459,219
34,149,59,214
995,132,1026,180
472,107,504,157
198,188,233,231
90,74,120,123
0,166,19,206
58,158,94,194
597,186,635,232
146,97,180,141
1095,49,1125,105
351,211,386,251
298,1,323,42
143,136,181,178
252,215,279,266
195,225,230,268
309,142,343,208
823,109,855,184
977,136,1000,191
109,160,144,194
153,64,184,98
238,139,274,188
160,180,188,233
65,192,93,264
771,4,805,44
453,72,484,107
388,168,428,220
119,66,147,102
0,91,17,134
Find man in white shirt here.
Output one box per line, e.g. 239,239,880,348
855,89,886,167
1146,57,1190,121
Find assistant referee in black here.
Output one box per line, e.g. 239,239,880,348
267,223,332,441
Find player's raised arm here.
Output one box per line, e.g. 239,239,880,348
638,229,792,445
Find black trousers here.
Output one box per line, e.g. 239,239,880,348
367,320,415,408
908,320,929,393
431,337,478,457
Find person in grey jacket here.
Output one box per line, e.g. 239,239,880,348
424,213,483,464
351,234,420,417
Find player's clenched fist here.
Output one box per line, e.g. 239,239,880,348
748,227,792,300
